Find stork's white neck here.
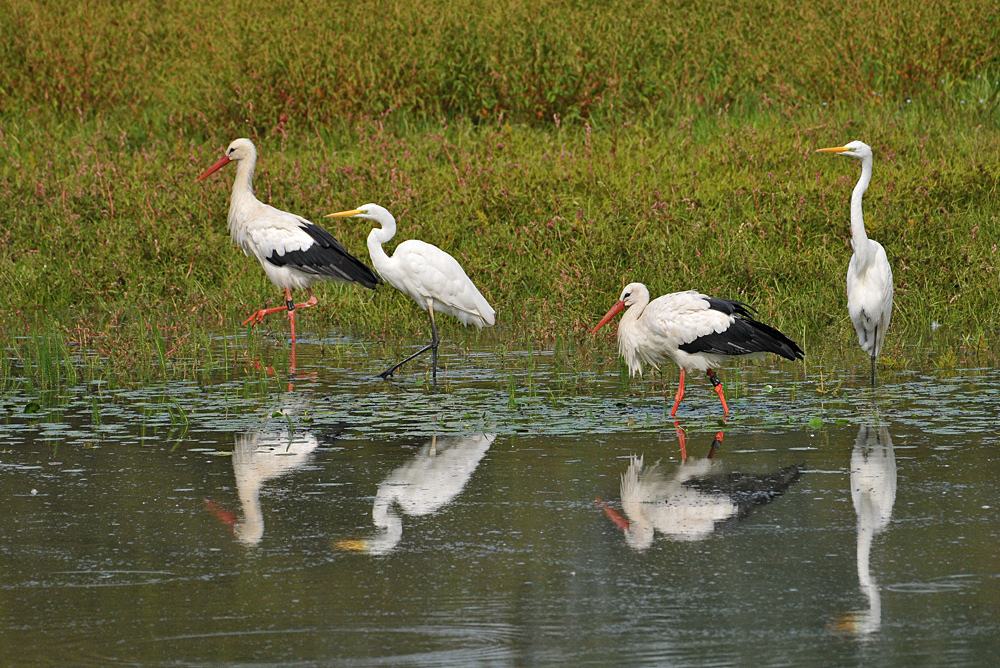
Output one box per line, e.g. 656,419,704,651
369,485,403,554
619,292,649,332
234,477,264,545
226,155,259,240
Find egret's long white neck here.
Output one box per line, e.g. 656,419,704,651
366,212,397,273
849,155,873,254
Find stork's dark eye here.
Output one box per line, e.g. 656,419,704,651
623,292,631,299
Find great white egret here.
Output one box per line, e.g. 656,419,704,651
196,138,380,342
592,283,803,416
335,434,494,555
836,422,896,635
818,141,894,386
326,203,495,381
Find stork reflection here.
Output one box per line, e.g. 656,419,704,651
838,422,897,635
205,393,341,545
338,434,494,555
599,427,801,550
226,428,324,545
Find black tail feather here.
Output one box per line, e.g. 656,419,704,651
266,223,381,289
680,298,804,360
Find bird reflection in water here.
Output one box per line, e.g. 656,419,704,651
598,425,801,550
337,434,494,555
206,394,342,545
835,422,896,636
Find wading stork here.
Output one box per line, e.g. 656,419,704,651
817,141,894,387
597,453,802,549
196,138,380,342
592,283,803,416
326,203,495,382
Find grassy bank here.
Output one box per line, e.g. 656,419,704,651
2,0,999,384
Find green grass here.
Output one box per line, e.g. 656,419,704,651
1,0,999,385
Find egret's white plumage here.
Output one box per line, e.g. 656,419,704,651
593,283,803,416
327,203,495,380
337,434,494,555
818,140,894,386
844,422,896,635
196,138,379,342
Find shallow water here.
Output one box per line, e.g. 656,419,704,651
2,339,999,667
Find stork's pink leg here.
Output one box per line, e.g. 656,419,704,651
707,369,730,415
669,368,686,417
243,289,319,343
243,304,287,327
673,420,688,462
709,426,725,459
285,289,299,343
285,288,320,343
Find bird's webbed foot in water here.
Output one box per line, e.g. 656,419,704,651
242,307,281,327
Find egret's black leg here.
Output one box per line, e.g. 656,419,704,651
870,325,878,388
429,307,439,385
377,344,434,379
377,306,440,382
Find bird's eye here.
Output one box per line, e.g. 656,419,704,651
623,292,630,299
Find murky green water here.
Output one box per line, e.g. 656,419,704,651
2,339,999,667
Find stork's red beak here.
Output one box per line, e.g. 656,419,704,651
592,300,625,334
195,154,232,183
595,497,630,531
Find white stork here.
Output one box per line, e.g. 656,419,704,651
196,138,380,342
598,453,802,550
592,283,803,416
326,203,495,382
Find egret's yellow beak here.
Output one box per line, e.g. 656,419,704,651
325,209,363,218
816,146,850,154
334,538,369,552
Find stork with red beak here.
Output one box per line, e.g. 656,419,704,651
593,283,803,416
196,138,379,342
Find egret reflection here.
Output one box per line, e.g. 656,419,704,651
338,434,494,555
838,422,897,636
599,429,801,550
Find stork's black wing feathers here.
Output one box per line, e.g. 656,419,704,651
679,297,804,361
684,464,803,523
266,223,381,289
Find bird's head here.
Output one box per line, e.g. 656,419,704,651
592,283,648,333
618,283,649,307
325,203,395,226
816,140,872,162
196,138,257,183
